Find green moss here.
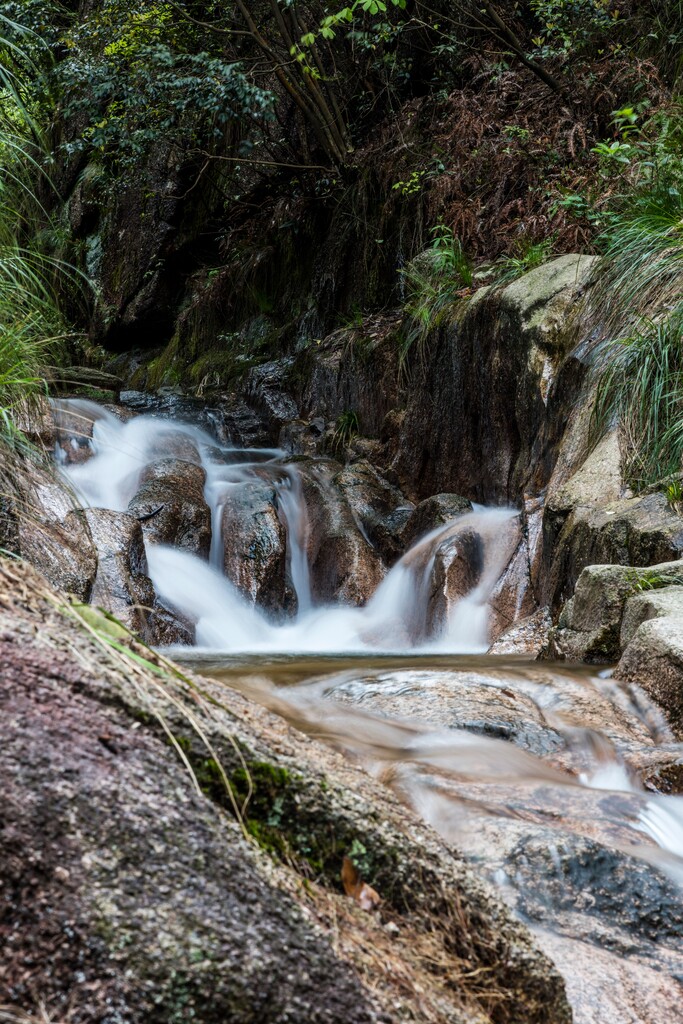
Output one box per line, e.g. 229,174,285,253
160,725,402,895
73,386,117,402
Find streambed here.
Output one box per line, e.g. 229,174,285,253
54,397,683,1022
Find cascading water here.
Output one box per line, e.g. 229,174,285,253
60,398,515,654
55,397,683,1024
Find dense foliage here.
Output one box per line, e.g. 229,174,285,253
0,11,75,450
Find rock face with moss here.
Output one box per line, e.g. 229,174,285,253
0,559,571,1024
390,254,598,504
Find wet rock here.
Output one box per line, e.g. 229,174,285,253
427,529,484,634
220,482,288,611
84,508,155,634
0,559,571,1024
48,400,132,466
278,417,326,457
246,358,300,432
401,493,473,549
17,508,97,601
616,617,683,738
487,506,540,640
549,561,683,663
216,396,277,448
148,432,202,463
146,601,195,646
508,831,683,945
295,459,385,605
334,670,565,759
328,661,663,774
128,457,212,559
334,459,413,563
488,609,552,657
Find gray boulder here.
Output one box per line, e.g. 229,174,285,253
549,561,683,663
621,586,683,649
545,492,683,611
616,617,683,738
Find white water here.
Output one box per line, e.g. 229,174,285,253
59,399,517,655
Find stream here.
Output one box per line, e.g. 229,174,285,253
58,397,683,1023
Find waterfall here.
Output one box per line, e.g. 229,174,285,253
57,398,518,655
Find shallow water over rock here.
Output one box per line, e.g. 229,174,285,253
184,651,683,1024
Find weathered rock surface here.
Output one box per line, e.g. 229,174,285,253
84,508,155,635
51,365,124,398
0,559,571,1024
549,561,683,663
246,358,300,434
391,255,598,503
299,319,402,441
621,586,683,649
616,617,683,739
128,457,212,559
544,492,683,612
488,609,552,657
220,480,289,611
17,507,97,601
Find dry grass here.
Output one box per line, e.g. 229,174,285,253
0,1006,69,1024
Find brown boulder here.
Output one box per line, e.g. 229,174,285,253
334,459,413,563
128,457,212,559
426,529,484,637
219,481,288,611
401,493,473,550
293,458,385,605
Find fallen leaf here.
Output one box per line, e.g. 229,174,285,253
341,856,381,911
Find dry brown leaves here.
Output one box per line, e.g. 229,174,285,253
341,856,381,912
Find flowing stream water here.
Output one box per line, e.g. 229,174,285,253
58,398,683,1022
